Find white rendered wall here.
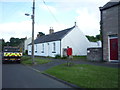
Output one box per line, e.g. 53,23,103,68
28,45,32,55
24,37,32,52
89,41,102,48
89,42,98,48
28,41,60,57
61,26,90,56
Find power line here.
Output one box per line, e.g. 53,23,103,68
41,0,60,24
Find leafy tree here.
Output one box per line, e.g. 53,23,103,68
3,37,26,47
9,37,20,46
86,34,101,42
96,35,101,40
86,35,97,42
37,32,45,38
38,32,45,36
1,39,8,51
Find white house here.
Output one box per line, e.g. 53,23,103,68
89,41,102,48
24,37,32,53
28,23,100,57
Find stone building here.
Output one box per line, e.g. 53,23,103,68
99,0,120,62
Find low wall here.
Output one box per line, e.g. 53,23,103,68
87,47,102,62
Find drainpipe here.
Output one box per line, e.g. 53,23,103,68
99,7,104,62
60,39,62,57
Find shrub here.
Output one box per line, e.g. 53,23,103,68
61,56,67,59
54,54,61,59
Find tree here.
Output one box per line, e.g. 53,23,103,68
3,37,26,47
96,34,101,40
37,32,45,38
1,39,5,51
9,37,20,46
86,34,102,42
86,35,98,42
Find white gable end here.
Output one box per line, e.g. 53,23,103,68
61,26,90,56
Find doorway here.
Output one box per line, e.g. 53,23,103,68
109,37,118,61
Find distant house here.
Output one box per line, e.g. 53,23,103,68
18,37,27,53
24,37,32,53
0,39,2,52
99,1,120,62
89,41,102,48
28,23,100,57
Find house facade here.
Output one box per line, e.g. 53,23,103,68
0,39,2,52
100,1,120,62
28,24,98,57
24,37,32,53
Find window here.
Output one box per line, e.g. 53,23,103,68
109,34,117,38
52,42,56,53
35,44,37,53
29,46,31,53
41,44,44,53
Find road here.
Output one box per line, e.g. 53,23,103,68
2,64,72,88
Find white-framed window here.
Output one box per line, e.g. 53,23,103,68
52,42,56,53
41,44,44,53
28,46,31,53
35,44,37,53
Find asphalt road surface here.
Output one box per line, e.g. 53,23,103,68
2,63,72,88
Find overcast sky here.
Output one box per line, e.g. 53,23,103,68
0,0,111,42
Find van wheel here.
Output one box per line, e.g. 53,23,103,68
17,61,21,64
2,61,6,64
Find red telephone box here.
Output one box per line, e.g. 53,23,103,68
67,48,72,56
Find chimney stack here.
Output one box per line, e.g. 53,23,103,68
74,22,76,26
49,27,54,34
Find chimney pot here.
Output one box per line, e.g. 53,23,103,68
49,27,54,34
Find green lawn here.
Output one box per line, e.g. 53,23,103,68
45,64,119,88
21,56,52,65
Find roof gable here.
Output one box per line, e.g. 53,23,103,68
29,26,75,45
100,1,120,10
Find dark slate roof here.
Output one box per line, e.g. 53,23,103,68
100,1,120,10
29,26,75,45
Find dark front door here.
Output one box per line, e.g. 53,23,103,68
110,38,118,60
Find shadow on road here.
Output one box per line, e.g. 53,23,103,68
2,61,20,64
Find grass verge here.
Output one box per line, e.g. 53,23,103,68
45,64,119,88
21,56,52,65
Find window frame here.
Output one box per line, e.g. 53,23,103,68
52,42,56,53
41,44,44,53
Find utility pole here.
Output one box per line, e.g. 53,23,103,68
25,0,35,64
31,0,35,64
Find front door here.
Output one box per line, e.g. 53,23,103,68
110,38,118,60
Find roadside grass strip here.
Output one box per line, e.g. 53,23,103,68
45,64,119,88
21,56,52,65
